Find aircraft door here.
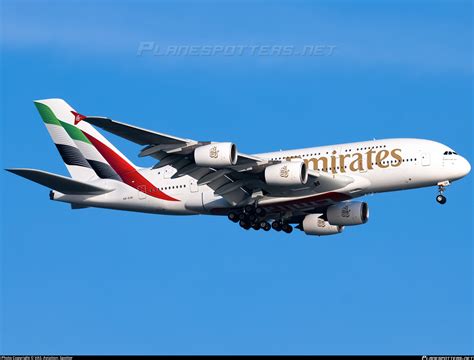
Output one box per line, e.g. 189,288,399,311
138,185,147,199
163,167,173,179
356,146,367,173
189,178,199,193
421,152,431,166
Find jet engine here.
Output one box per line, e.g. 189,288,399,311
302,214,343,236
264,161,308,186
194,142,238,167
326,201,369,226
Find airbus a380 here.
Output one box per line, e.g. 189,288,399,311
7,99,471,236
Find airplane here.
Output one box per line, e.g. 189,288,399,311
6,98,471,236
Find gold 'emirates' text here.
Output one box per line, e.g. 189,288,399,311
286,148,403,174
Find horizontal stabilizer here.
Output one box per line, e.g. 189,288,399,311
6,168,112,195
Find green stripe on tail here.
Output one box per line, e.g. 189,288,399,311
60,120,91,144
35,102,92,144
35,102,61,125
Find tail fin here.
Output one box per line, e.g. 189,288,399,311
34,99,133,181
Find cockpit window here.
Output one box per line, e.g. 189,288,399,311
443,151,458,155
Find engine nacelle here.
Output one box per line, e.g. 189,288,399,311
264,161,308,186
302,214,343,236
194,142,238,167
327,201,369,226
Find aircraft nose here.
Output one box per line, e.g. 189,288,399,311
459,156,471,177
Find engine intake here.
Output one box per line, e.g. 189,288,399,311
264,161,308,186
327,201,369,226
194,142,238,167
302,214,343,236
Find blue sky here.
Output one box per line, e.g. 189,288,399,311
1,0,472,355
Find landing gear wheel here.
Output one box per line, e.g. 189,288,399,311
271,221,282,232
228,212,239,223
436,194,447,204
255,207,266,217
239,220,251,230
244,205,255,214
260,221,271,231
251,222,261,230
281,223,293,234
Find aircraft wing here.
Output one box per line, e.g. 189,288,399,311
85,116,261,165
84,116,354,206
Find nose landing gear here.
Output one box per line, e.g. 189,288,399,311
436,180,450,205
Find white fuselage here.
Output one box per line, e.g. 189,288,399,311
52,138,471,215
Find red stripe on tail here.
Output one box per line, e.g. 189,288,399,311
83,132,179,202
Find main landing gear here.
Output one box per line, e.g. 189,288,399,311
227,206,293,234
436,180,450,205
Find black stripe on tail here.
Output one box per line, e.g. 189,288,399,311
55,144,91,168
87,160,122,181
